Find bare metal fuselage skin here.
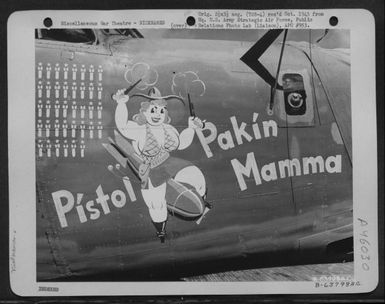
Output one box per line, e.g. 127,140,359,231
36,32,352,280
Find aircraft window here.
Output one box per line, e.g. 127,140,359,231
35,29,97,44
282,73,307,116
101,29,144,38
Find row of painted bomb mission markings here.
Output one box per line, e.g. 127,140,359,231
36,81,104,100
37,139,86,158
36,119,103,138
36,62,104,98
36,62,104,159
37,100,103,120
36,118,103,159
37,62,103,82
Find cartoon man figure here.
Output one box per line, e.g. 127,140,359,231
113,87,206,241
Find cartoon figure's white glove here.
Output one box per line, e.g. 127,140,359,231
112,89,129,104
188,116,206,129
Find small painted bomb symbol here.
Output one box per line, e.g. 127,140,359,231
80,105,86,119
37,62,43,79
45,120,51,138
71,82,77,99
72,64,78,81
54,82,61,99
80,140,86,158
46,63,52,79
54,140,61,157
71,120,77,138
80,82,86,99
63,82,69,99
62,119,68,138
97,83,103,100
89,83,94,99
37,100,43,117
54,119,60,137
54,63,61,79
97,102,103,119
45,100,51,118
46,139,52,157
71,101,77,118
89,65,95,81
80,64,86,81
62,100,68,118
97,65,103,82
71,140,77,157
54,100,60,118
80,121,86,138
97,121,103,139
37,81,43,98
89,121,94,139
63,63,69,80
88,102,94,119
63,140,69,157
45,81,51,98
37,119,43,138
37,139,44,157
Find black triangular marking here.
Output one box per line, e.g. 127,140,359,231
240,29,284,90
